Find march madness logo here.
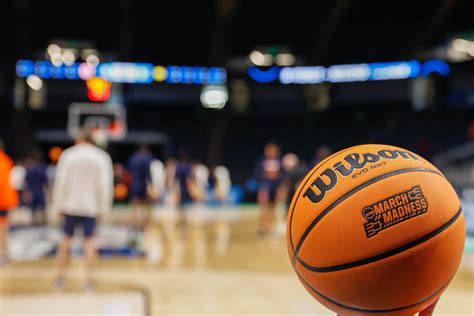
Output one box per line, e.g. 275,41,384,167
362,186,428,238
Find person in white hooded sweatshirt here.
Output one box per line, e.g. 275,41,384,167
51,129,113,291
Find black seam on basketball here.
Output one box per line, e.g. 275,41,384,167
292,167,443,266
288,146,358,252
298,207,462,272
297,269,454,313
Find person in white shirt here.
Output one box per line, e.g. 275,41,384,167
149,159,165,202
51,129,113,291
212,165,231,255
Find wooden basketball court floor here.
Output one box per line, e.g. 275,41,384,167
0,208,472,316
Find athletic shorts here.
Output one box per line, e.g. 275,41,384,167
130,186,148,200
63,214,97,238
261,180,281,202
30,195,45,212
0,210,7,224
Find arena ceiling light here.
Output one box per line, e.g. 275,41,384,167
200,85,228,109
47,44,61,56
448,37,474,62
275,53,295,66
248,59,450,84
86,55,100,67
26,75,43,91
451,38,474,55
16,60,227,85
61,49,77,66
249,50,272,66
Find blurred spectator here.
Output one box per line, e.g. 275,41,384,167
51,129,113,291
311,145,332,167
25,149,48,225
0,139,19,266
254,142,283,236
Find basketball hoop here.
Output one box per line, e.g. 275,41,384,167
68,103,127,142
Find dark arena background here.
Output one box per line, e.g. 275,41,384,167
0,1,472,315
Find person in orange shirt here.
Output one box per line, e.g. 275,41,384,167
0,139,19,265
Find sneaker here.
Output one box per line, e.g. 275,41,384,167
53,277,66,291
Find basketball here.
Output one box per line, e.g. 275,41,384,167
3,4,474,315
287,144,466,315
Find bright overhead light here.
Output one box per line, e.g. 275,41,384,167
62,49,76,66
86,54,100,67
81,49,99,61
467,44,474,57
452,38,472,52
447,46,471,62
249,50,273,66
275,53,295,66
51,54,63,67
26,75,43,91
47,44,61,56
200,85,228,109
261,54,273,66
249,50,265,66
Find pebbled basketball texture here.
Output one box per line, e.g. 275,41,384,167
287,144,465,316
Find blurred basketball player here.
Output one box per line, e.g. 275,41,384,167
272,153,306,236
149,159,165,202
0,139,19,266
145,158,165,263
281,153,306,211
255,142,283,236
162,152,195,267
128,145,155,246
211,165,231,255
174,150,194,210
189,161,209,204
188,161,209,267
163,157,178,206
52,129,113,290
24,149,48,225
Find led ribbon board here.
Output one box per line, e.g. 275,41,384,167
248,59,450,84
16,60,227,85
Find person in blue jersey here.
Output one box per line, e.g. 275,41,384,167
25,149,48,226
128,145,155,246
174,150,194,209
254,142,284,236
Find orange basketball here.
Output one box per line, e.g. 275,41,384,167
287,144,465,315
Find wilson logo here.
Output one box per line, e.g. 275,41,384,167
362,186,428,238
303,149,420,204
